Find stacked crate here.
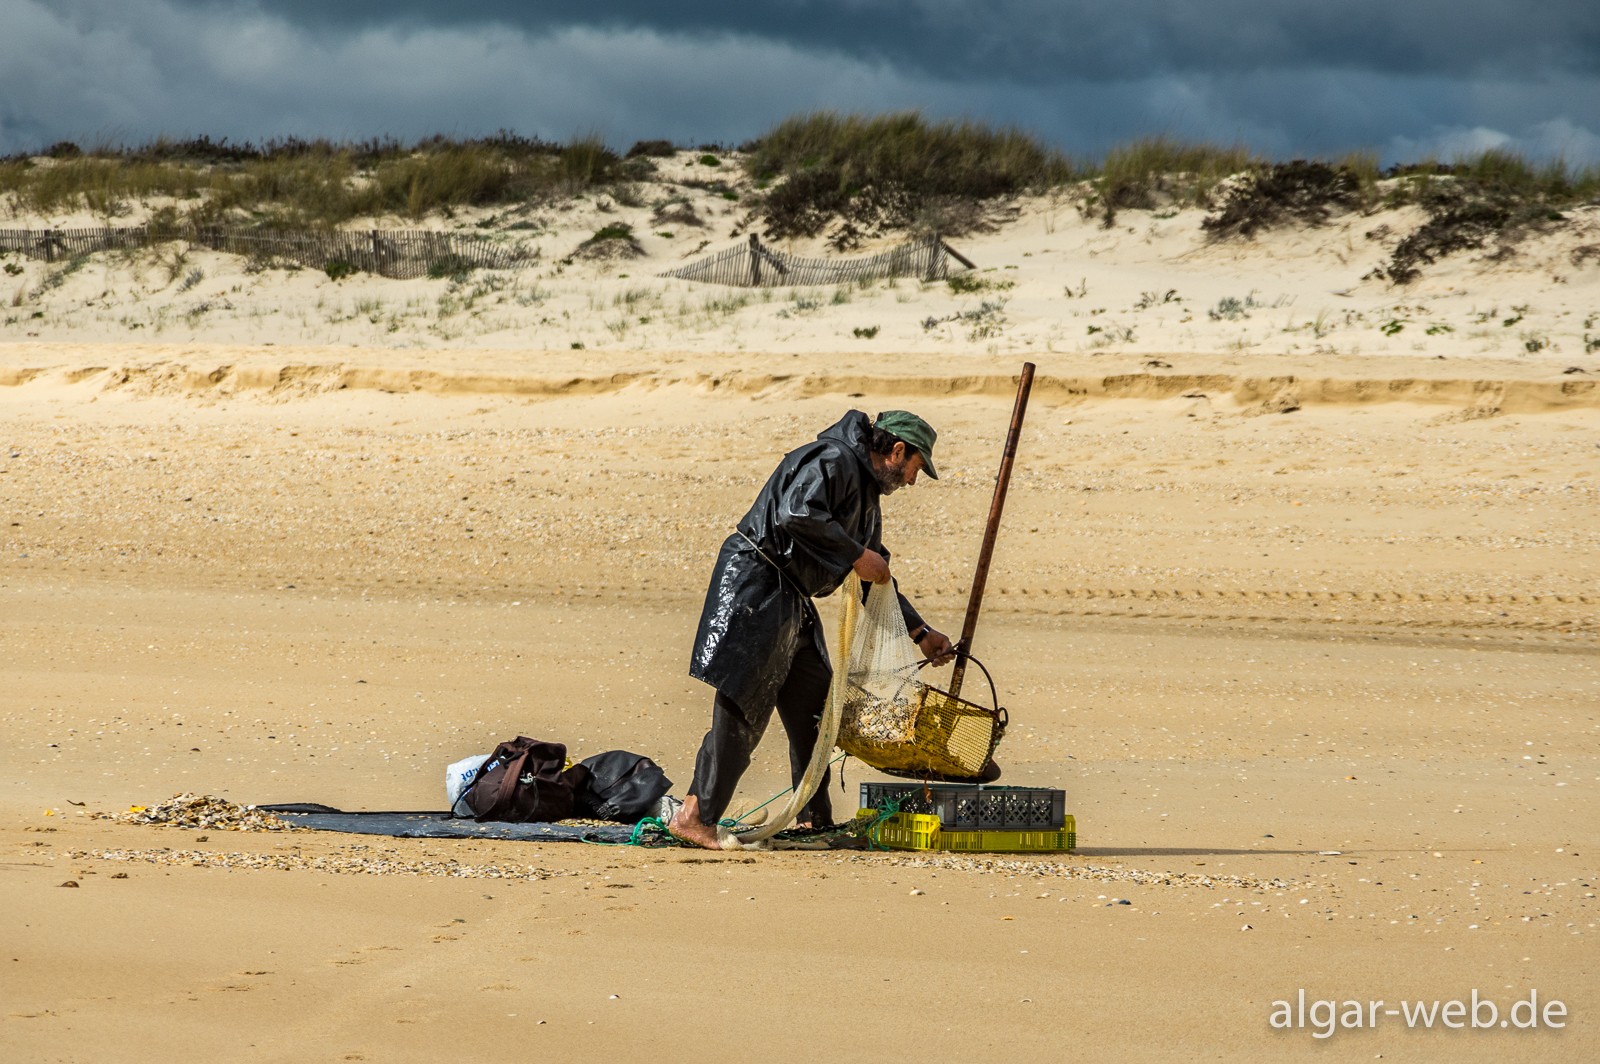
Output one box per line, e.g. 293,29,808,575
858,782,1076,853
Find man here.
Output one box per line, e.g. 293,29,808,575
668,409,954,849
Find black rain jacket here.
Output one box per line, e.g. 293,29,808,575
689,410,926,711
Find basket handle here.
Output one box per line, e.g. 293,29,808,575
918,648,1003,721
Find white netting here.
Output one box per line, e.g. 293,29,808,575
842,581,926,743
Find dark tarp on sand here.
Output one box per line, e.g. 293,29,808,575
261,805,665,845
260,805,852,848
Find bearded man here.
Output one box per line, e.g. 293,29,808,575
668,409,954,849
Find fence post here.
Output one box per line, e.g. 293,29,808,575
938,235,976,272
370,229,381,276
43,230,56,263
749,233,762,286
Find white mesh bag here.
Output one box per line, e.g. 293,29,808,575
840,580,925,744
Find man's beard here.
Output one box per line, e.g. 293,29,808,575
874,455,908,494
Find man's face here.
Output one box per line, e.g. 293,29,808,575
875,444,924,495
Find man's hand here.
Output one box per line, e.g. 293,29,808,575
917,627,956,666
853,547,891,585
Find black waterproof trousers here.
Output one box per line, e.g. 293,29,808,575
686,614,835,828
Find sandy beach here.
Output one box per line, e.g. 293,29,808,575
3,182,1598,1061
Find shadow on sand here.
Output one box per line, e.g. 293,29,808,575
1072,847,1332,858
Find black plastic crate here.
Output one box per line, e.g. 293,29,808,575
861,782,1066,832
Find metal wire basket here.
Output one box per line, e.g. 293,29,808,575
838,654,1007,780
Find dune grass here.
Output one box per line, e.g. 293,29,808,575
743,111,1078,244
1093,135,1260,222
4,118,1597,289
7,120,1596,234
745,111,1078,198
1417,148,1600,200
0,132,635,226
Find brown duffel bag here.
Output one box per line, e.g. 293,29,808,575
461,736,584,823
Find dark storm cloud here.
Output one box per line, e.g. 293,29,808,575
2,0,1597,165
195,0,1600,81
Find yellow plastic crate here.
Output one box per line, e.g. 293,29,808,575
861,809,941,850
938,818,1076,853
858,809,1077,853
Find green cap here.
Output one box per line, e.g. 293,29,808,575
873,410,939,479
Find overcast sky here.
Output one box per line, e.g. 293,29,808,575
4,0,1598,165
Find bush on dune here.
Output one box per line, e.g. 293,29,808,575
1198,147,1600,281
1373,149,1600,283
744,111,1077,247
747,111,1071,199
1201,160,1365,240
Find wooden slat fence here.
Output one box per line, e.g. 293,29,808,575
0,225,534,278
663,233,974,287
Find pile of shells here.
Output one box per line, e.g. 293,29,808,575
69,846,573,881
103,793,301,832
844,852,1294,891
840,693,919,743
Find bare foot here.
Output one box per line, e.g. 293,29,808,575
666,795,724,850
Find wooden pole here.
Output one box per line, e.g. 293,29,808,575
948,361,1035,700
940,239,977,271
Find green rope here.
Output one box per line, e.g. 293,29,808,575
725,752,851,827
853,795,903,850
630,816,668,845
574,816,673,848
590,752,860,848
